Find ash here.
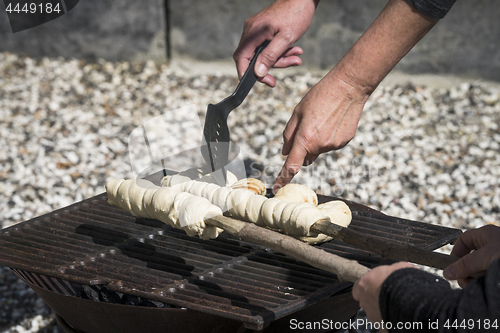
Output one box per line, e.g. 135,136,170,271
1,52,499,333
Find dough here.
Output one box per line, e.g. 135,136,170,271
200,183,220,202
274,183,318,206
244,195,267,223
106,179,224,239
142,188,158,219
106,178,125,206
211,187,233,212
226,189,254,218
128,181,148,217
272,201,289,230
317,200,352,228
106,177,350,244
289,204,324,236
231,178,266,195
297,234,333,245
161,174,191,187
162,170,238,188
152,188,179,224
188,181,207,198
259,198,282,229
279,202,299,229
225,171,238,187
115,179,135,212
178,194,223,239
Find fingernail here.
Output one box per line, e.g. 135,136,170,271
443,266,456,279
255,63,268,77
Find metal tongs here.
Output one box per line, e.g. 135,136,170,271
202,41,269,185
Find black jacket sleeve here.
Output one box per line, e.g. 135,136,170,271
405,0,457,19
379,259,500,332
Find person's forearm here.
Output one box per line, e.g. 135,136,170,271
380,260,500,331
328,0,439,97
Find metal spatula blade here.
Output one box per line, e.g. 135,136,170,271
202,40,269,184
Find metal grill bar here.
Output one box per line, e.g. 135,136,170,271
0,192,461,330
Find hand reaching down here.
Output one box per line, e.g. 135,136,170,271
273,70,369,192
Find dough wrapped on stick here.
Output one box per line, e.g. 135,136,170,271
317,200,352,228
161,170,238,188
231,178,266,195
106,178,223,239
106,179,451,272
274,183,318,206
272,183,352,244
226,189,254,218
159,177,351,243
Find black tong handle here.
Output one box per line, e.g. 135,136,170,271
216,40,269,115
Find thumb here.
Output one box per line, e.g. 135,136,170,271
443,250,490,280
255,34,294,78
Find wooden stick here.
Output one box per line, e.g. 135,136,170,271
206,215,370,283
208,216,484,280
311,219,469,273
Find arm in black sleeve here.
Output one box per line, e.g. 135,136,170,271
405,0,457,19
379,259,500,332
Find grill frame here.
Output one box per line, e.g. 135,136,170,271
0,192,462,330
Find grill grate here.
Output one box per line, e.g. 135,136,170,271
0,193,461,330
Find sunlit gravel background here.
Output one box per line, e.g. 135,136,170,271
1,52,499,332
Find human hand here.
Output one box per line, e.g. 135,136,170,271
233,0,319,87
443,224,500,287
273,70,369,192
352,262,417,330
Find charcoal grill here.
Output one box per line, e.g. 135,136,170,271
0,192,462,332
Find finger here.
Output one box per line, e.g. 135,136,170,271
259,74,277,88
254,33,296,78
303,153,318,166
234,34,271,80
234,58,249,81
443,249,491,280
457,277,472,288
273,56,302,69
450,229,482,258
389,262,417,272
273,46,303,68
234,48,253,81
281,46,303,58
273,145,308,193
352,279,361,301
282,113,300,156
236,51,276,87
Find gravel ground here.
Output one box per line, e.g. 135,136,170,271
1,52,499,332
